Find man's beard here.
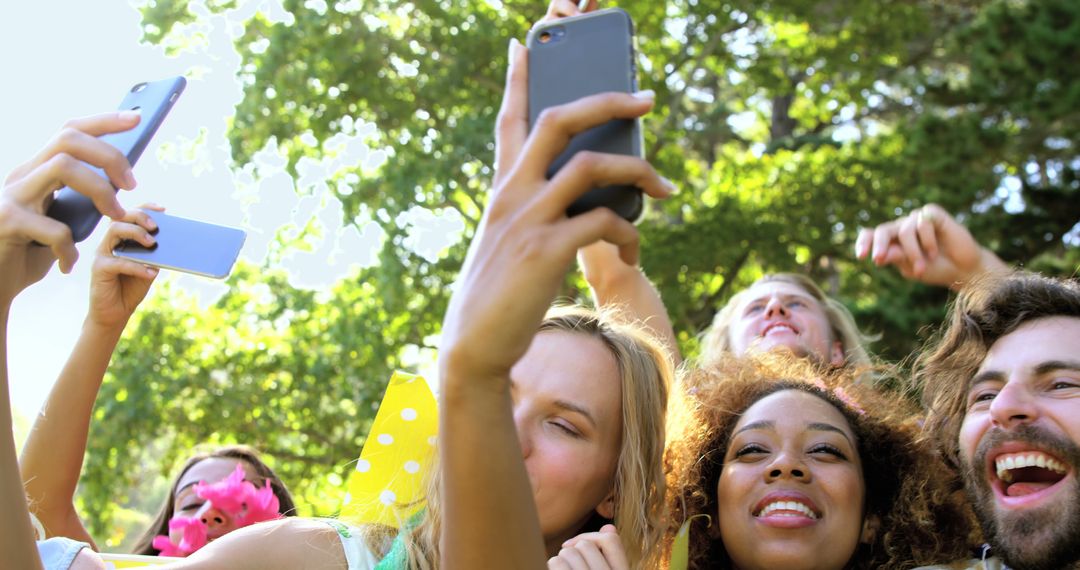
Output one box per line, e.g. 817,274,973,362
960,424,1080,570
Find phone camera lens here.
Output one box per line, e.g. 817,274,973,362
131,82,148,93
539,31,552,44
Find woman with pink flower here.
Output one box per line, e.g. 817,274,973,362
18,206,295,558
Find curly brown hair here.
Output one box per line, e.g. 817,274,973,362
663,354,974,569
916,271,1080,469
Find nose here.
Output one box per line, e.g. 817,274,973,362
764,450,810,483
989,380,1038,429
763,296,788,319
196,502,231,532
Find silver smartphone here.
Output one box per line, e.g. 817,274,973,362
47,77,186,242
113,210,246,279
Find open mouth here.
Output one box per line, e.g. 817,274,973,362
755,500,819,520
993,450,1069,498
761,322,799,338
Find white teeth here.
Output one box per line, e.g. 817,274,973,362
764,324,795,336
757,500,818,519
995,452,1068,482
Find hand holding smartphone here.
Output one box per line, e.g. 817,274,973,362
47,77,186,242
527,8,644,222
113,210,246,279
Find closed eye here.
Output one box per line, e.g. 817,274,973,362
548,420,582,438
734,443,769,458
809,443,847,460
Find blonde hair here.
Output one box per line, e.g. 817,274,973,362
700,273,875,368
368,306,673,568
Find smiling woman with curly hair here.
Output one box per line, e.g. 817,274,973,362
663,355,976,569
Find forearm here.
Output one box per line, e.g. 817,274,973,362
439,364,547,570
156,518,347,570
20,318,125,541
0,306,47,569
587,264,681,364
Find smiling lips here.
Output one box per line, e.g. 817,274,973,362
992,450,1069,498
761,321,799,338
753,492,821,522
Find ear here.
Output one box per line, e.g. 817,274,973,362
595,489,616,520
829,340,845,367
860,514,881,544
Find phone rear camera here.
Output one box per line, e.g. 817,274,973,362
131,82,148,93
538,26,566,45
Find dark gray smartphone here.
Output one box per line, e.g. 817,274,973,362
527,9,643,222
47,77,186,242
113,210,246,279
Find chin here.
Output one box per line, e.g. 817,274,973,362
733,549,839,570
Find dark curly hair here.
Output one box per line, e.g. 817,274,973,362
663,354,974,569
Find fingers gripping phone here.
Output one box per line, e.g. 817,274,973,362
527,9,644,222
113,210,246,279
47,77,186,242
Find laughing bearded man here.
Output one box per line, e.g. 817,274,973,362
917,271,1080,570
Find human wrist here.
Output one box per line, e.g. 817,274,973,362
977,247,1009,276
438,346,512,399
82,316,128,339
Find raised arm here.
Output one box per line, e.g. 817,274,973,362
20,209,159,546
540,0,682,363
855,203,1009,291
0,111,137,570
578,242,681,363
438,38,672,569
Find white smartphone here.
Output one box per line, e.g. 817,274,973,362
113,210,246,279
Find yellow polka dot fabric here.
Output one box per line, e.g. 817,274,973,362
339,371,438,528
98,553,180,567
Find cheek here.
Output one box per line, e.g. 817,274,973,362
958,413,987,463
529,438,604,493
716,468,748,526
730,320,755,351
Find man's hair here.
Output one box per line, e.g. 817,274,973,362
916,272,1080,465
700,273,876,368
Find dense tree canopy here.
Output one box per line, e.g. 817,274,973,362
80,0,1078,547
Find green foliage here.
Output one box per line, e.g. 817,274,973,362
79,0,1079,545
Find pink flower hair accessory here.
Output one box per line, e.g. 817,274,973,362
153,464,282,557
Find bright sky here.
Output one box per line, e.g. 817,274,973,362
1,2,458,426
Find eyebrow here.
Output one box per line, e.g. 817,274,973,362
554,399,597,429
807,422,854,445
734,420,773,435
969,360,1080,392
734,420,853,445
1035,360,1080,376
509,381,598,429
175,482,198,499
